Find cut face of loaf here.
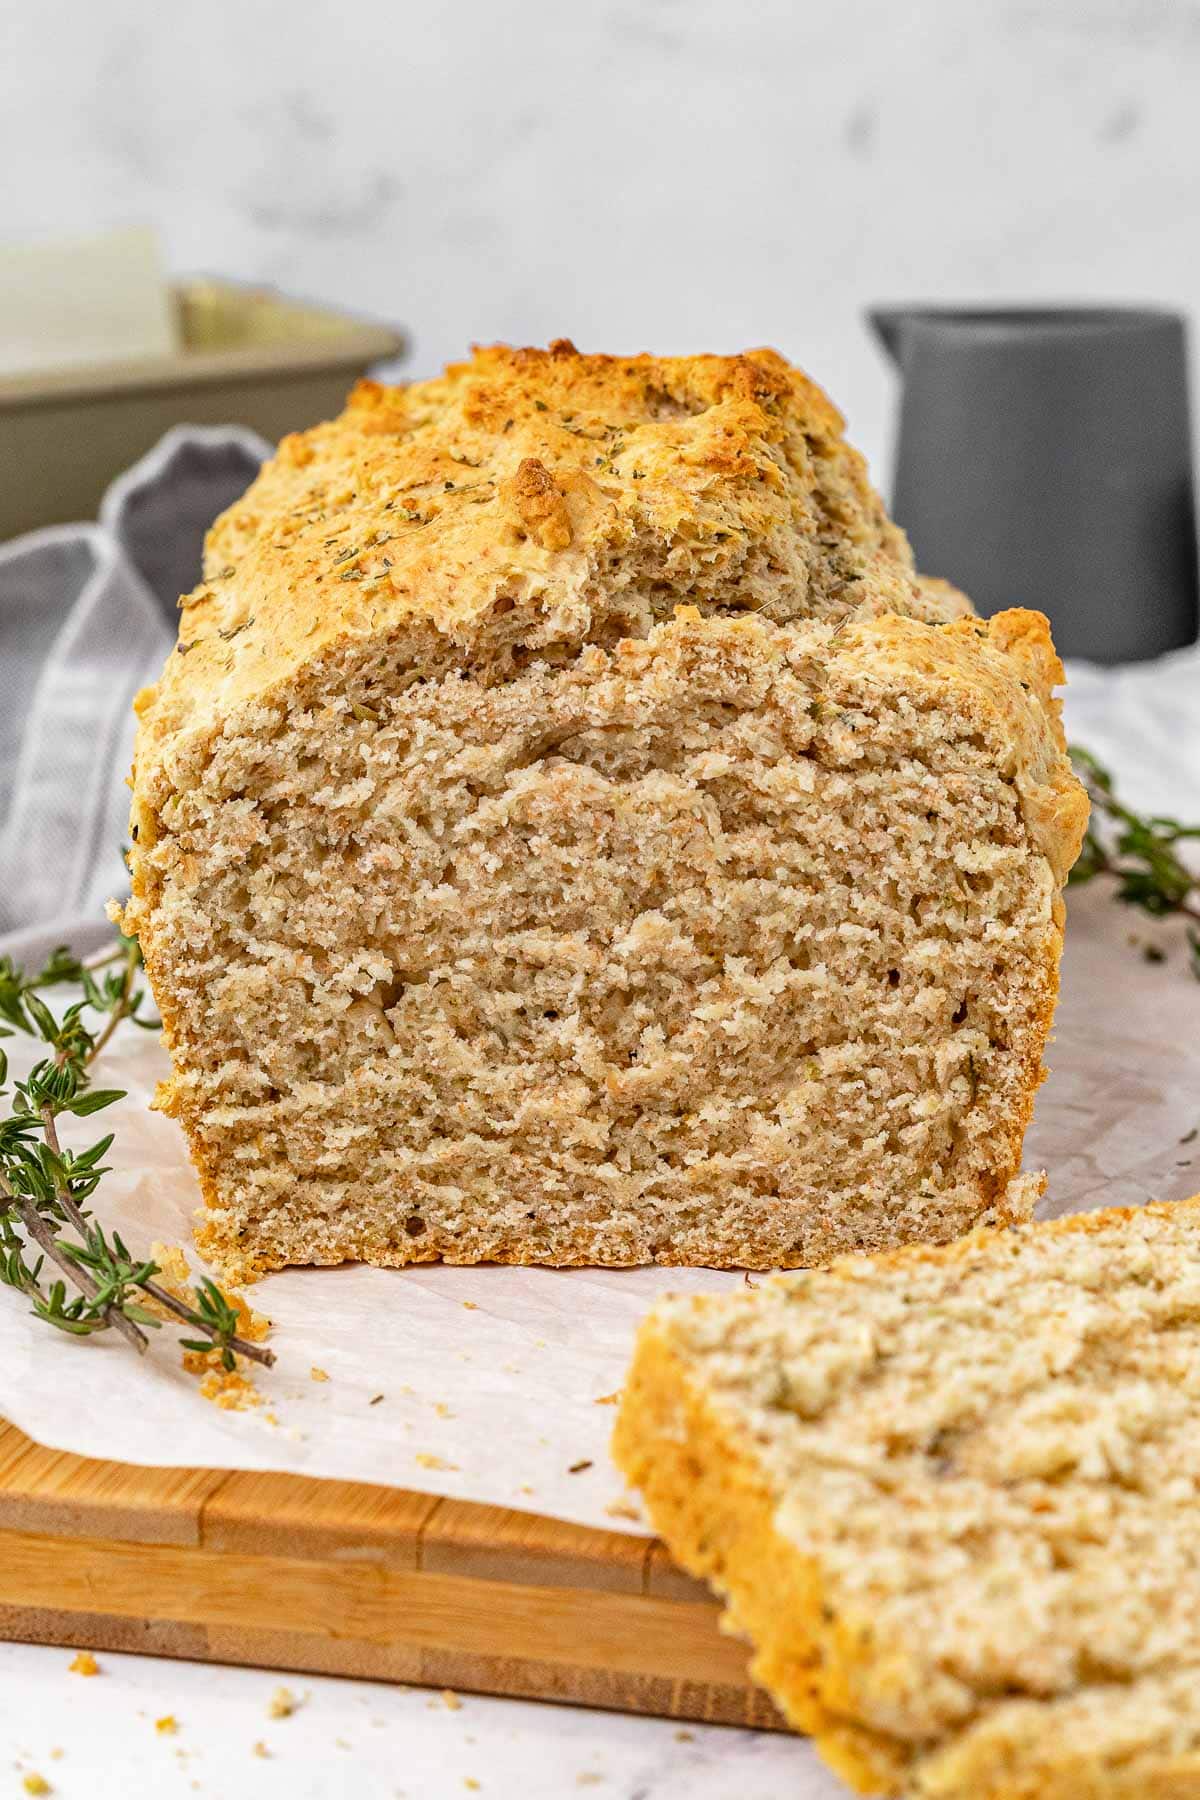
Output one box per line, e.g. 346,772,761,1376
122,344,1087,1279
613,1197,1200,1799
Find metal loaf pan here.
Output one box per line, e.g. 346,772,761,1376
0,279,406,539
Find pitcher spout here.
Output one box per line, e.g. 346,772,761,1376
868,307,917,365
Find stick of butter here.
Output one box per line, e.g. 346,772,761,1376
0,226,177,377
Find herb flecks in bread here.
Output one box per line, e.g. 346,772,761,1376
121,343,1086,1279
614,1197,1200,1798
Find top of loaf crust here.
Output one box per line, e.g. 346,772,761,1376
134,341,967,759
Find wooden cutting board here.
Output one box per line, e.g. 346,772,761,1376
0,1419,783,1729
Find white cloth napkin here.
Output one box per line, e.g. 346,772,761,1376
0,426,270,963
1,434,1198,969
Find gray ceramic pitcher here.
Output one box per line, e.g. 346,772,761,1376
870,306,1199,663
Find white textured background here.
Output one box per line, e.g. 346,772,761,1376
5,0,1200,478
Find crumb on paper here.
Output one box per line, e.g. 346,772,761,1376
434,1402,455,1419
369,1393,385,1406
155,1715,178,1735
567,1459,593,1475
252,1742,270,1759
68,1650,99,1676
604,1497,642,1523
674,1727,695,1741
441,1689,462,1711
152,1241,272,1399
196,1367,263,1412
462,1301,478,1310
519,1484,535,1495
416,1453,459,1472
593,1391,621,1406
310,1366,330,1382
267,1686,301,1719
150,1242,270,1343
22,1777,51,1797
465,1782,481,1793
148,1241,192,1291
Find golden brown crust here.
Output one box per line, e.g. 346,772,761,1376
508,454,575,550
131,341,922,768
614,1196,1200,1799
612,1313,914,1793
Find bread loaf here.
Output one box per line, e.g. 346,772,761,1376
613,1197,1200,1798
120,343,1086,1279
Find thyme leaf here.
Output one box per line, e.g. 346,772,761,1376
1068,746,1200,976
0,936,274,1369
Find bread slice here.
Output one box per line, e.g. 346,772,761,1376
613,1198,1200,1798
120,342,1086,1279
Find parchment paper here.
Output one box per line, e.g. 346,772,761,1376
0,879,1196,1536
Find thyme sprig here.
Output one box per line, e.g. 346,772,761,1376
0,936,274,1370
1069,746,1200,977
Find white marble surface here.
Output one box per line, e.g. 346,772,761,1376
0,1642,828,1799
6,0,1200,477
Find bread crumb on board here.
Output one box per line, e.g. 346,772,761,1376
22,1777,51,1797
441,1689,463,1711
593,1391,621,1406
604,1497,642,1523
155,1716,178,1735
252,1741,270,1758
416,1453,460,1472
310,1366,330,1382
68,1650,100,1676
267,1686,301,1719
